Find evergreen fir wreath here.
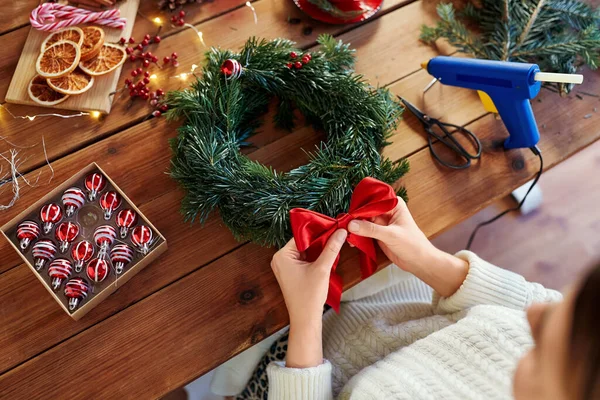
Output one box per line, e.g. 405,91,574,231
166,35,408,247
421,0,600,95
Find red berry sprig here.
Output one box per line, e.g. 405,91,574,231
123,70,168,117
286,52,311,70
163,52,180,68
171,10,186,27
120,30,162,68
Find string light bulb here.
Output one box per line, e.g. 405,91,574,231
191,64,198,72
150,74,158,80
153,17,162,25
91,111,101,119
183,23,206,47
246,2,258,24
179,73,188,81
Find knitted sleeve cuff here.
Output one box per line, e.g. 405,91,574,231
267,359,333,400
432,250,530,314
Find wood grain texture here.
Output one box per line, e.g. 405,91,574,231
0,0,415,176
0,0,447,274
1,0,599,397
2,67,600,397
432,140,600,290
5,0,140,114
0,57,475,373
0,1,253,101
0,1,38,36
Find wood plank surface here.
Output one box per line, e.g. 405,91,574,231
0,0,421,175
0,1,38,36
5,0,141,114
0,0,447,275
1,0,600,397
0,0,252,101
2,66,599,398
0,47,478,377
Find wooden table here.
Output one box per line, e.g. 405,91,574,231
1,1,599,398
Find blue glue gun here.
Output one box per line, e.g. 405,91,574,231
423,56,544,149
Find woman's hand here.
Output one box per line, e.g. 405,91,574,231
347,197,469,297
271,229,347,367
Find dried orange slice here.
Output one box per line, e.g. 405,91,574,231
79,43,126,76
40,27,84,51
28,75,69,106
36,40,81,79
47,68,94,95
80,26,105,62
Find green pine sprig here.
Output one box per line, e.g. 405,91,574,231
166,35,407,248
421,0,600,95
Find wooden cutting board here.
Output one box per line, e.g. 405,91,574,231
5,0,140,114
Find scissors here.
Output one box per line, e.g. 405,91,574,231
399,97,482,169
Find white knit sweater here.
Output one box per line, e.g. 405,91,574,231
267,251,562,399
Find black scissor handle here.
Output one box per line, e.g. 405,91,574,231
425,119,482,169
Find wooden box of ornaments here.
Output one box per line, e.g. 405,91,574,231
0,163,167,320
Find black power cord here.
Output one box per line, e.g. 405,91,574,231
466,145,544,250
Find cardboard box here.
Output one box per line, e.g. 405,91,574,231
1,163,167,320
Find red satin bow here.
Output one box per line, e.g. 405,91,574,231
289,177,398,312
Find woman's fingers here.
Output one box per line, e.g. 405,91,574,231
347,219,391,241
316,229,347,268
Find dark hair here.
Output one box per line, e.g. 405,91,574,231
570,262,600,400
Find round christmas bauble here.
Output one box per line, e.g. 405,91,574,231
16,220,40,250
48,258,73,290
84,172,107,201
110,243,134,274
131,225,153,255
93,225,117,259
99,191,122,220
292,0,382,24
64,277,89,310
116,209,137,238
62,187,86,217
220,59,242,80
86,258,109,283
55,222,79,253
32,239,57,270
71,240,94,273
40,203,62,234
93,225,117,248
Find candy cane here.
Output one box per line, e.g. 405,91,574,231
30,3,127,32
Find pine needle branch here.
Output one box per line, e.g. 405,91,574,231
421,0,600,94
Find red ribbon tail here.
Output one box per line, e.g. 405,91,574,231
326,269,343,313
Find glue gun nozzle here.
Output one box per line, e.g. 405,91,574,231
420,61,429,70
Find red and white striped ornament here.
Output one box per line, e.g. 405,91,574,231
40,203,63,234
116,209,137,238
86,258,109,283
84,172,107,201
71,240,94,273
220,59,243,80
30,3,126,32
110,244,134,274
94,225,117,259
99,191,122,220
32,239,57,270
48,259,73,290
131,225,153,255
55,222,80,253
64,277,90,311
16,220,40,250
62,187,86,217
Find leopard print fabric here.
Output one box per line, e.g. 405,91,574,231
236,331,289,400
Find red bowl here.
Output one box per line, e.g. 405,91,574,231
292,0,384,24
